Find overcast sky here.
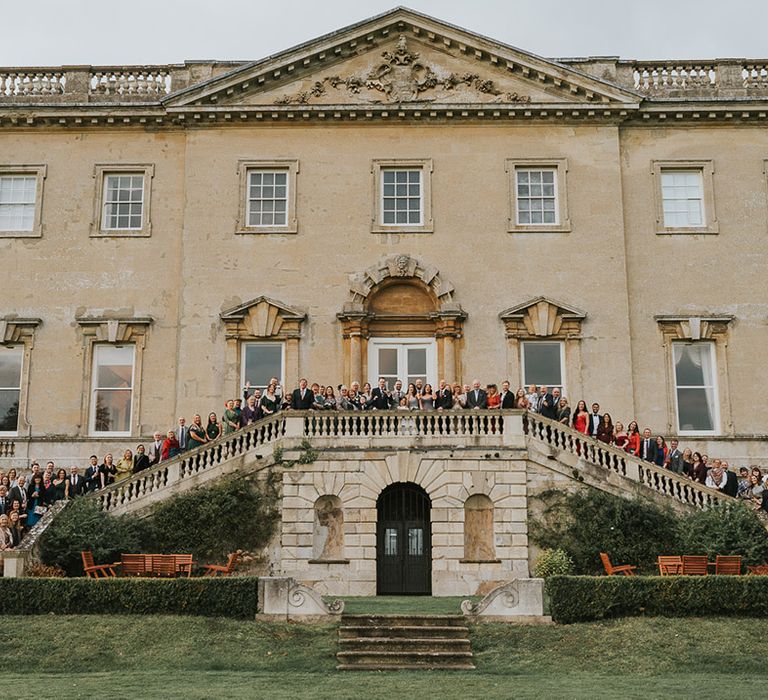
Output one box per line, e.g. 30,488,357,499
3,0,767,66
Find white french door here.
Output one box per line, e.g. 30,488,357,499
368,338,437,390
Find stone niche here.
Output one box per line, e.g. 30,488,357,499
311,495,346,562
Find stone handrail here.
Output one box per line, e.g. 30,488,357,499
0,440,15,458
523,412,728,510
302,408,507,439
96,412,287,513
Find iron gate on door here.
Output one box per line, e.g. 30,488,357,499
376,483,432,595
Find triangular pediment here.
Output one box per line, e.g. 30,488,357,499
165,8,639,111
500,297,586,338
221,296,306,340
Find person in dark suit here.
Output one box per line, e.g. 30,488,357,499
666,439,684,474
292,379,315,410
366,378,393,410
435,380,454,410
84,455,102,492
176,417,189,452
67,468,86,497
587,403,602,436
722,461,739,498
499,380,516,409
8,476,28,510
0,486,9,514
639,428,658,463
465,380,488,409
539,387,558,420
132,446,151,475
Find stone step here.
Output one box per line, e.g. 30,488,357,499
340,614,467,627
339,637,471,653
339,624,470,639
336,650,475,667
336,663,477,671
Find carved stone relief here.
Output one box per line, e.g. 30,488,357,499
275,35,531,105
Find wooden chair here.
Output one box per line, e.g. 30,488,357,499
80,551,118,579
120,553,150,577
715,555,742,575
747,564,768,575
657,556,683,576
682,555,709,575
599,552,637,576
201,552,239,577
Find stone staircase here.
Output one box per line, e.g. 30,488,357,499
336,614,475,671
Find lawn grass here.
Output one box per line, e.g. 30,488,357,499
1,615,764,699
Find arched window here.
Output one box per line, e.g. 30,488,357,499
463,494,496,562
312,495,344,561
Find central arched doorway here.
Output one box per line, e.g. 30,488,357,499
376,483,432,595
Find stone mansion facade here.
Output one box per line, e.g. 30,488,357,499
1,6,767,468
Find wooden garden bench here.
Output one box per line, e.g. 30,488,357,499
682,555,709,575
81,551,118,578
120,554,150,577
747,564,768,575
201,552,239,577
657,556,683,576
599,552,637,576
715,555,742,575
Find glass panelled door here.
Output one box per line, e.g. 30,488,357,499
368,338,436,389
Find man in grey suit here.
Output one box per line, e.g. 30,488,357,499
147,431,164,465
666,439,684,473
465,379,488,409
176,417,189,452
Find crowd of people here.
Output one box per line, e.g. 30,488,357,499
2,377,766,553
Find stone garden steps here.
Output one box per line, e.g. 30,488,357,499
336,614,475,671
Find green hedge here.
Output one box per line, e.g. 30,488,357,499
0,577,259,618
548,575,768,624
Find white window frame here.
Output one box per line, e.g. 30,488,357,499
506,158,571,233
0,165,47,238
246,170,290,229
236,160,299,234
101,172,145,231
371,159,433,233
92,164,154,237
240,341,285,393
367,337,437,389
515,167,559,226
0,345,23,436
672,341,720,436
520,340,566,394
381,168,423,227
651,160,718,235
89,344,136,437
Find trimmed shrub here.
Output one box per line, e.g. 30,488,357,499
547,575,768,624
142,477,278,562
38,499,148,576
530,489,681,574
533,548,574,578
678,502,768,566
0,577,260,618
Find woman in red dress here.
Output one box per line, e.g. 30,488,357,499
625,420,641,456
613,421,629,451
572,400,589,434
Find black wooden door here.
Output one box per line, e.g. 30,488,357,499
377,483,431,595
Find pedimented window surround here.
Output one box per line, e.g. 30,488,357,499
499,297,586,400
338,255,466,384
0,317,41,435
76,316,152,437
220,296,306,397
656,315,733,436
